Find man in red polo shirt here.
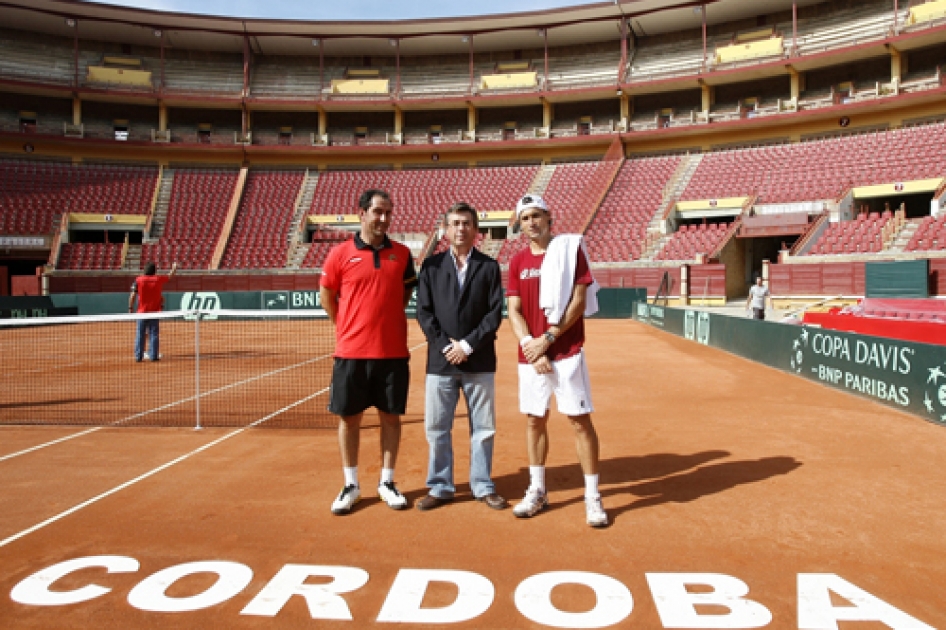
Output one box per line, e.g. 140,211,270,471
129,261,177,362
319,189,418,515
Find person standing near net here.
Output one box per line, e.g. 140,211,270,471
415,202,506,511
745,275,773,320
129,261,177,362
506,194,608,528
320,189,419,515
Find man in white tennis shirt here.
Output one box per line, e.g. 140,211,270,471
745,275,773,320
505,194,607,528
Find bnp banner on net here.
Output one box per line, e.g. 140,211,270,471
634,303,946,425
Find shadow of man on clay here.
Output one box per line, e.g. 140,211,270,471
611,455,802,519
494,452,801,523
493,450,731,506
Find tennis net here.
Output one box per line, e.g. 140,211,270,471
0,309,336,429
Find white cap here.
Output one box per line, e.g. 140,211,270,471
515,194,549,218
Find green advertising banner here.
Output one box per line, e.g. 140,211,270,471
50,287,647,320
865,259,929,298
634,303,946,426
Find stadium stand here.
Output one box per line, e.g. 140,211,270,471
58,242,123,270
540,162,606,234
0,28,74,86
583,155,684,262
140,169,239,270
250,56,323,98
299,228,353,269
680,123,946,204
655,222,733,261
906,215,946,252
792,0,901,56
545,49,623,90
0,160,157,236
306,166,539,234
6,0,946,304
806,211,892,255
399,59,473,98
162,51,244,96
220,170,305,269
629,31,733,81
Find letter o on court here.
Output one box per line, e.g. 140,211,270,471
11,556,140,606
127,561,253,613
514,571,633,628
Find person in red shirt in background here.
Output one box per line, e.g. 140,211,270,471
319,189,418,516
129,261,177,362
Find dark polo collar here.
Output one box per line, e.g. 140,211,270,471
354,233,393,269
354,233,392,251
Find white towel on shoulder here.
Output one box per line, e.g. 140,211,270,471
539,234,600,325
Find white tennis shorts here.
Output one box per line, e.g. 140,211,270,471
518,350,594,417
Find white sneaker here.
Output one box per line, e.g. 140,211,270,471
585,495,609,528
331,484,361,515
377,481,407,510
513,487,548,518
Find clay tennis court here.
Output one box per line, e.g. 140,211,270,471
1,319,943,628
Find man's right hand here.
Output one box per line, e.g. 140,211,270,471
444,341,468,365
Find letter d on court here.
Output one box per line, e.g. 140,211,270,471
376,569,493,624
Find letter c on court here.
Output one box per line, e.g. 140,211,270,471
10,556,140,606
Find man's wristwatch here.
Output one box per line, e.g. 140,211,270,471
544,330,556,344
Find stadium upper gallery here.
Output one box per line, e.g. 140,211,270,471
1,0,946,303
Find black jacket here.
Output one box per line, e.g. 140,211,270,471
416,248,503,375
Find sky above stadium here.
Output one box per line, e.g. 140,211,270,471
86,0,604,20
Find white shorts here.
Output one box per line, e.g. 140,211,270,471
518,350,594,417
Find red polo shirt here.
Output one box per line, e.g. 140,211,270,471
133,275,170,313
321,234,418,359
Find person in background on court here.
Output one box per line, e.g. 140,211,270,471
129,260,177,362
506,194,608,528
415,202,506,511
745,275,773,320
319,189,418,516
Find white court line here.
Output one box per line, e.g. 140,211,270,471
0,387,328,550
0,427,102,463
0,341,429,549
0,352,336,463
111,351,336,426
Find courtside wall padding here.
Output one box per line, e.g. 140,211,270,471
51,290,307,315
865,260,930,298
634,303,946,425
589,288,646,319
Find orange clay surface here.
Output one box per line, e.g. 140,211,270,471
0,320,944,628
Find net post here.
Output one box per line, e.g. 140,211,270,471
194,311,202,431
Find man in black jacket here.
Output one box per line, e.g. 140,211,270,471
415,202,506,511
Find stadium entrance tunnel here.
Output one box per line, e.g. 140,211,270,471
857,191,934,219
9,556,936,628
743,235,793,287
